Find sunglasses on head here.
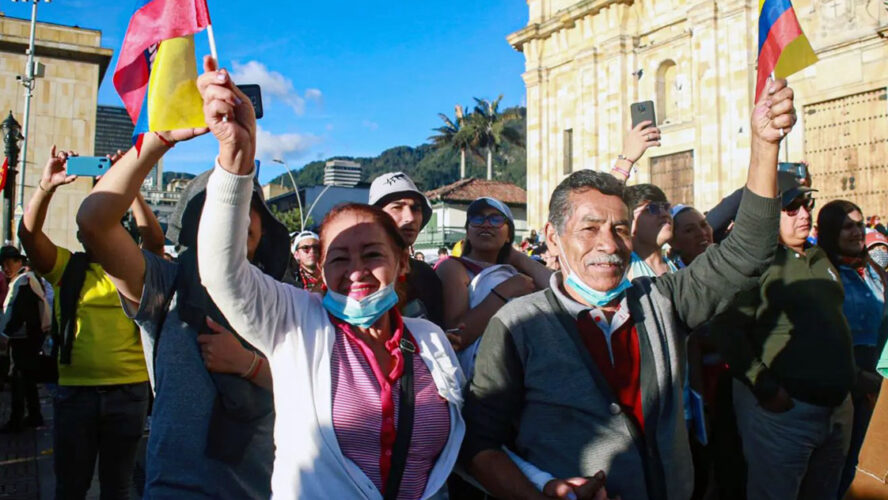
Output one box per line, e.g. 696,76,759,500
468,213,507,228
783,197,815,216
297,244,320,253
644,202,672,216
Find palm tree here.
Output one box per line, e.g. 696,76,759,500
469,95,524,180
430,104,473,179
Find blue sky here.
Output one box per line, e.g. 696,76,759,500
2,1,528,183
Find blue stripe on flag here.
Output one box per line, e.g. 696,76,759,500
758,0,793,52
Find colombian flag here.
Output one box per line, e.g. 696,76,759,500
756,0,818,101
113,0,211,143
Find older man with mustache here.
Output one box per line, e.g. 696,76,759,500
459,79,797,500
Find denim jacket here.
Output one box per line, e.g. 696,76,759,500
839,263,888,348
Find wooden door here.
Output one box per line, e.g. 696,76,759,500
804,88,888,218
650,150,695,205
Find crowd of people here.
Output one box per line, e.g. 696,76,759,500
0,55,886,500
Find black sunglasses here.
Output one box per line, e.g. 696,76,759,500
784,197,815,216
468,214,507,228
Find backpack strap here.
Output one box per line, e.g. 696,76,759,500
58,252,90,365
383,337,416,500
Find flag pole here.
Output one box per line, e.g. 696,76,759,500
207,24,219,64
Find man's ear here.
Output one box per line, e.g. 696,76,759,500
544,222,559,252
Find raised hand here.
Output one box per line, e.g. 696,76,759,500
195,55,256,175
40,145,77,193
622,120,661,163
751,78,796,145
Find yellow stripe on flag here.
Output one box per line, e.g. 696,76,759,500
774,33,818,79
147,35,207,132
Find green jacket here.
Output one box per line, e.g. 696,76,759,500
716,244,856,407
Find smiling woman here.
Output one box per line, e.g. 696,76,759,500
194,59,466,499
435,197,550,380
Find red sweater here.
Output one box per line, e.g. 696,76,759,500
576,311,644,432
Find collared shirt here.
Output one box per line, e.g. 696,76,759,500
629,251,678,280
551,274,644,431
330,311,451,499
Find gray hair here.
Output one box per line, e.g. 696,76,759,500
548,170,626,234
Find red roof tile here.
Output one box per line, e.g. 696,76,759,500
425,178,526,205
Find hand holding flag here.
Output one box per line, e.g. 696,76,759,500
751,78,797,145
197,56,256,176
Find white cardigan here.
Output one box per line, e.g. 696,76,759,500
197,164,466,500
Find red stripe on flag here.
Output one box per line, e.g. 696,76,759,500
112,0,210,125
755,7,803,100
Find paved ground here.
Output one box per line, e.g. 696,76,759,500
0,385,135,500
0,386,54,500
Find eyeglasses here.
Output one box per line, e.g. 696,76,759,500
468,213,507,228
297,244,320,253
783,197,815,216
644,202,672,216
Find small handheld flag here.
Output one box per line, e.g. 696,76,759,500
113,0,212,142
756,0,818,100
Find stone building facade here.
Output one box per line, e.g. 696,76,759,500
0,15,111,248
508,0,888,230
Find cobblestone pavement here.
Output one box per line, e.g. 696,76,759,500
0,385,53,500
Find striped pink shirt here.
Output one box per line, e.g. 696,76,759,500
330,311,451,499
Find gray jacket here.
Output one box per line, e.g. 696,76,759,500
460,188,781,500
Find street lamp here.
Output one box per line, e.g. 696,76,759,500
13,0,50,246
272,158,303,231
1,112,22,244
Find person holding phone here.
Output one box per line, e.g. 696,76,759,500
18,147,162,498
611,119,661,183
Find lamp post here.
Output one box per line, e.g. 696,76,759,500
272,158,303,232
13,0,50,245
1,112,22,244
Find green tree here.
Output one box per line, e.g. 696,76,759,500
430,104,473,179
469,96,524,180
270,206,313,234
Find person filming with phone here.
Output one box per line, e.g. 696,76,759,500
18,147,161,499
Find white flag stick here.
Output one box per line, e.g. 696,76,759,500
207,24,219,64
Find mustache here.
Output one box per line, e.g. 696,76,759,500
584,253,625,266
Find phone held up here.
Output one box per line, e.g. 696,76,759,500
236,84,264,119
66,156,111,177
630,100,657,129
778,162,808,182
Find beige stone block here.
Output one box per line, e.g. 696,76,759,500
814,53,863,91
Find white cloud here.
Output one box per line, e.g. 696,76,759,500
362,120,379,131
230,61,321,115
305,88,323,103
255,125,321,161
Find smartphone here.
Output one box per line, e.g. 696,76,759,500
778,162,808,181
66,156,111,177
237,84,264,119
630,101,657,128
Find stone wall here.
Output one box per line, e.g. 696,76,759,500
510,0,888,229
0,15,111,249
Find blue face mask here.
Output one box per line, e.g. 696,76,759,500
557,237,631,307
322,283,399,328
564,272,632,307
